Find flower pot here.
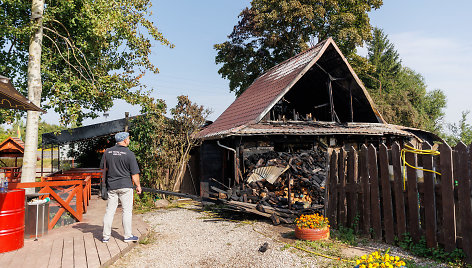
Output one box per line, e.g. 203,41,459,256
295,226,329,241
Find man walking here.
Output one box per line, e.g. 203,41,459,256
101,132,142,243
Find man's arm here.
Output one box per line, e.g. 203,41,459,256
132,174,141,194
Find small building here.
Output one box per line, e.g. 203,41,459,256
196,38,438,199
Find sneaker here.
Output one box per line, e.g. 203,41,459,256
102,237,109,243
124,235,139,243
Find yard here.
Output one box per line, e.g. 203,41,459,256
111,202,446,268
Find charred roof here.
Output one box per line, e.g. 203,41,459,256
199,38,387,140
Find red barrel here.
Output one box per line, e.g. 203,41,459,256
0,189,25,253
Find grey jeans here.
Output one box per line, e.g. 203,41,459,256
103,188,134,239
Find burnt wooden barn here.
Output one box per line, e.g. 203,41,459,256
194,38,439,222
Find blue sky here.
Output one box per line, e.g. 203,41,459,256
42,0,472,127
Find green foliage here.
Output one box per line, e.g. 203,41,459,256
129,95,210,189
396,233,467,266
0,120,63,144
359,28,447,133
133,192,158,214
68,135,115,168
215,0,383,96
444,111,472,146
0,0,173,126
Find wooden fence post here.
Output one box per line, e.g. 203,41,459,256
455,142,471,260
338,148,347,227
440,143,456,252
359,145,370,235
391,142,407,240
461,143,472,262
368,144,382,240
406,143,420,243
380,143,394,243
347,147,358,229
422,142,437,248
327,150,339,228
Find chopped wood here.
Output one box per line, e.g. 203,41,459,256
214,148,327,223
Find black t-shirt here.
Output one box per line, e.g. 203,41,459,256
100,144,140,190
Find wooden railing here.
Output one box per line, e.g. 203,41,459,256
327,142,472,262
8,175,92,230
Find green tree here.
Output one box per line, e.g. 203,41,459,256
360,28,447,134
1,0,172,183
129,96,210,190
444,111,472,146
215,0,383,96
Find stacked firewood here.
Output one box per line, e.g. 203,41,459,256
212,148,327,224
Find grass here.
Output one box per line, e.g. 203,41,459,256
138,230,157,245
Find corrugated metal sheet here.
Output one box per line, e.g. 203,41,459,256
200,122,415,140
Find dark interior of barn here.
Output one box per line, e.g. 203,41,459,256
266,44,381,124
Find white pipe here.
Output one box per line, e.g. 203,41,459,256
217,141,238,185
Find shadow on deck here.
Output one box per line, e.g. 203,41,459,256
0,195,149,268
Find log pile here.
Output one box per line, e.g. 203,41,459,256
212,147,327,224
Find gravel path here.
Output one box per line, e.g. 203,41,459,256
111,206,446,268
111,207,322,268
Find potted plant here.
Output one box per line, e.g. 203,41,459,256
294,213,330,241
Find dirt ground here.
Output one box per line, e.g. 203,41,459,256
111,202,445,268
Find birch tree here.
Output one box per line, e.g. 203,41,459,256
22,0,44,185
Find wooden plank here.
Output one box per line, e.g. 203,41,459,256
359,145,370,235
106,236,121,260
0,250,19,267
440,143,456,251
406,143,420,243
83,233,100,268
461,144,472,262
28,239,54,268
346,147,358,229
94,236,111,266
74,236,87,268
62,236,74,268
115,234,129,252
391,142,407,239
9,245,32,268
327,150,338,228
422,142,437,249
338,148,347,227
379,143,394,243
48,238,64,268
368,144,382,240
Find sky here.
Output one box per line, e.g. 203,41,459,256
41,0,472,128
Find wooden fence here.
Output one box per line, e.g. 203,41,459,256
9,175,92,230
327,142,472,262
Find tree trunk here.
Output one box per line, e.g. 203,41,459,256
21,0,45,192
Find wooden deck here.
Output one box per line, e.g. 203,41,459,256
0,195,149,268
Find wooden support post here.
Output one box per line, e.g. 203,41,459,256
41,144,44,177
50,144,53,174
328,79,335,122
57,144,60,171
327,150,338,228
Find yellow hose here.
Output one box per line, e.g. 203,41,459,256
401,144,441,190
